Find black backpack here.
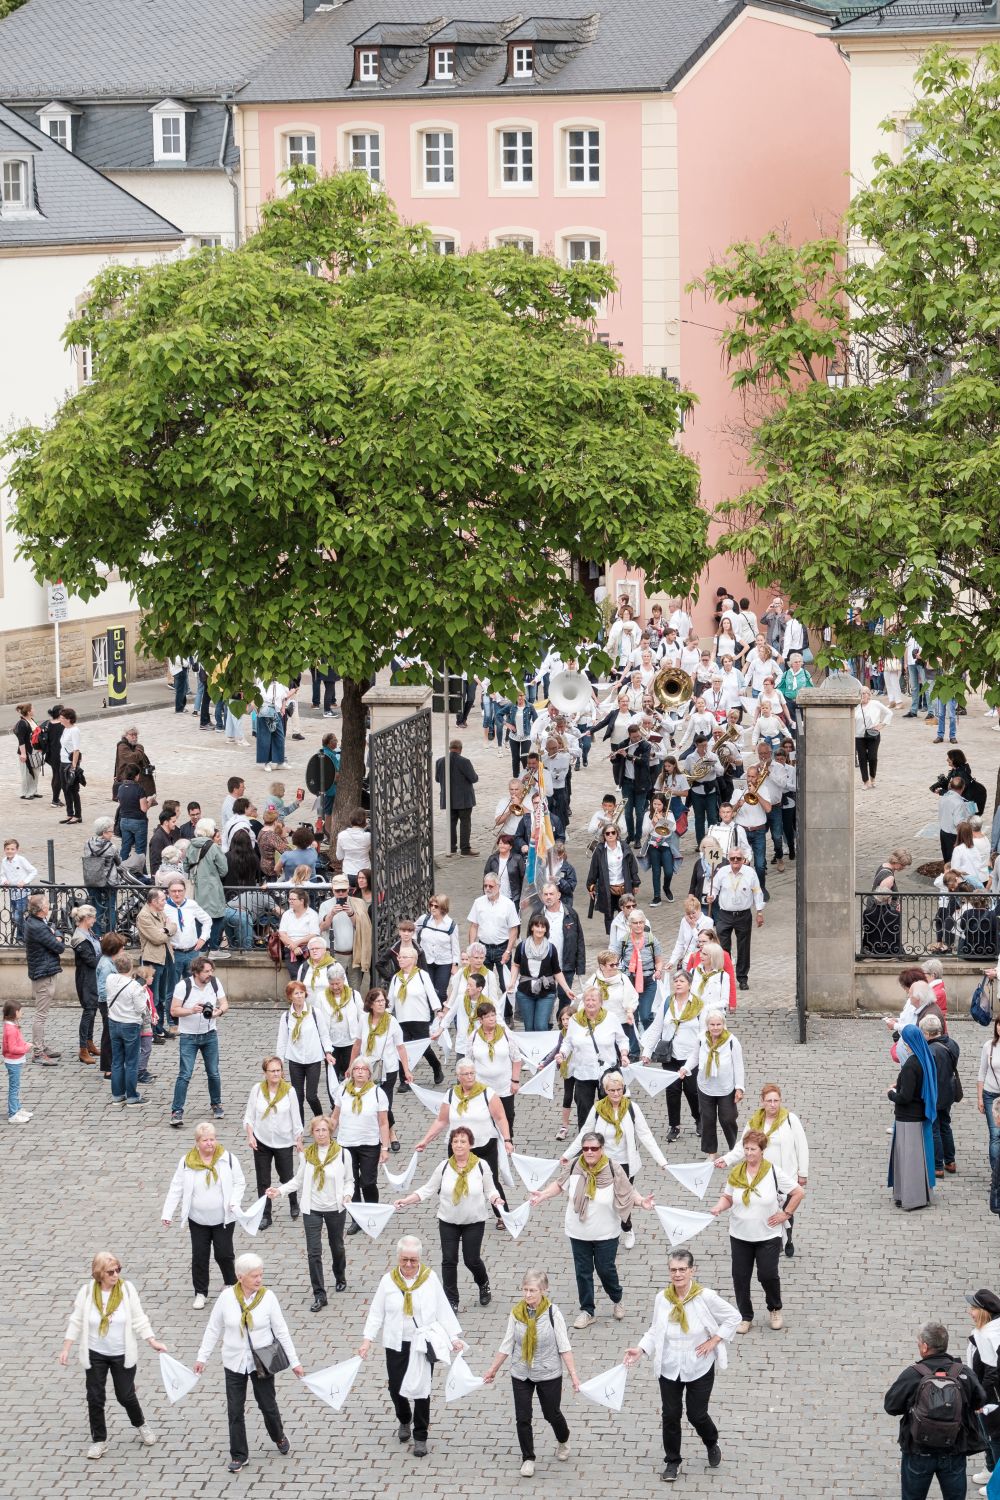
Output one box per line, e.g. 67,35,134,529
908,1357,966,1449
966,778,988,816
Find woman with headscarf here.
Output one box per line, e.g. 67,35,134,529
887,1022,937,1211
482,1267,580,1478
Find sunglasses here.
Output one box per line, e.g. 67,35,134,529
581,1146,602,1153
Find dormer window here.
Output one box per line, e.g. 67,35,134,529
37,102,77,151
150,99,193,163
433,46,455,80
46,117,69,148
160,117,183,156
511,44,534,79
0,157,30,212
357,48,380,81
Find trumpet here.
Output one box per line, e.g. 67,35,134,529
587,800,625,855
493,770,536,831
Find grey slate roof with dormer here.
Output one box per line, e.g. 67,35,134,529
0,101,183,249
834,0,998,33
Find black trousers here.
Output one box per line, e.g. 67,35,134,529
476,1137,508,1214
288,1059,323,1119
439,1218,488,1304
350,1141,380,1202
64,771,82,820
98,1001,111,1072
512,1375,570,1460
659,1366,718,1464
698,1090,738,1155
254,1142,297,1220
510,741,529,777
426,962,453,1003
574,1078,600,1129
400,1019,442,1084
730,1234,782,1320
188,1219,237,1295
716,908,753,983
940,830,957,862
304,1207,346,1294
782,806,796,859
386,1343,430,1441
224,1366,285,1463
85,1352,145,1441
449,808,473,855
666,1068,701,1129
855,734,880,783
49,759,63,805
328,1046,355,1104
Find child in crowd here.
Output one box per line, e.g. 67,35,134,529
136,965,156,1084
3,1000,31,1124
1,838,39,942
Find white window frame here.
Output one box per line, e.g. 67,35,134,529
492,228,536,254
0,156,30,213
564,235,601,268
430,233,458,255
560,228,607,316
411,123,458,194
91,634,108,686
346,128,382,183
43,115,71,149
500,128,533,186
433,46,455,80
285,132,317,168
554,119,605,197
158,115,184,160
512,45,534,79
357,48,380,81
487,118,538,197
567,127,599,185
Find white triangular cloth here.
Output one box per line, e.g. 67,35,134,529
445,1353,485,1402
665,1159,715,1200
383,1152,420,1191
233,1195,268,1236
302,1356,362,1412
159,1352,199,1404
510,1151,561,1191
344,1200,396,1239
578,1362,628,1411
499,1200,532,1239
408,1081,447,1114
653,1203,716,1247
517,1061,556,1099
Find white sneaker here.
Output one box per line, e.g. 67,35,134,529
572,1311,595,1329
972,1473,992,1486
613,1302,625,1321
9,1110,31,1124
139,1425,157,1447
193,1293,207,1310
86,1442,107,1460
557,1441,570,1461
264,762,273,770
520,1460,535,1477
623,1229,636,1249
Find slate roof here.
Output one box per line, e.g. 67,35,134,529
0,102,183,249
11,102,240,172
834,0,998,32
240,0,832,103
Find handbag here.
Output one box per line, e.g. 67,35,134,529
971,976,995,1027
266,930,283,968
246,1328,290,1379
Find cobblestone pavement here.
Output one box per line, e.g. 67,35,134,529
1,688,999,1497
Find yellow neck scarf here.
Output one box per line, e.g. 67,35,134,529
576,1007,607,1027
92,1279,123,1337
325,986,349,1022
453,1081,487,1114
663,1281,703,1334
475,1023,505,1061
260,1079,290,1116
365,1012,391,1054
235,1283,266,1334
512,1296,551,1365
391,1263,431,1317
304,1141,340,1191
185,1143,225,1184
579,1151,609,1199
449,1152,480,1204
596,977,611,1005
595,1096,629,1143
670,993,703,1026
307,955,334,987
290,1006,310,1043
462,964,488,982
703,1029,731,1078
345,1079,375,1114
747,1106,788,1139
727,1158,773,1207
395,969,413,1003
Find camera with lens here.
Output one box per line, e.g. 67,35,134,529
201,1000,215,1021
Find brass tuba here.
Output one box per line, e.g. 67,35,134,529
652,666,693,711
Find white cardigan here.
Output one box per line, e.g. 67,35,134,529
721,1111,809,1179
567,1098,667,1175
161,1149,247,1229
637,1284,741,1375
362,1268,461,1351
64,1280,155,1369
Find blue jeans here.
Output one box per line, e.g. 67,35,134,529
745,824,768,893
908,663,928,714
172,1029,222,1114
87,887,116,939
623,788,648,845
569,1235,622,1315
174,669,188,712
899,1450,966,1500
109,1019,141,1102
932,1108,955,1171
205,916,227,952
936,699,957,739
648,845,674,901
984,1091,1000,1174
172,948,201,984
225,908,253,952
256,716,285,766
692,791,719,846
516,992,554,1031
10,892,27,942
767,804,784,860
119,818,148,859
4,1060,22,1118
150,959,175,1035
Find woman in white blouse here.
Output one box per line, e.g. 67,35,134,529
59,1250,167,1461
416,1058,514,1214
389,943,444,1086
564,1071,667,1248
667,896,713,971
678,1008,745,1157
641,970,707,1144
557,987,630,1129
707,1130,805,1333
854,685,892,791
277,889,321,976
334,808,371,881
623,1247,741,1484
243,1055,304,1232
194,1251,304,1473
268,1113,353,1309
349,987,412,1151
316,962,362,1087
716,1082,809,1258
581,950,639,1032
415,894,461,1003
161,1120,247,1309
466,999,522,1137
276,979,334,1121
950,819,989,888
483,1268,580,1479
331,1056,391,1229
395,1124,504,1310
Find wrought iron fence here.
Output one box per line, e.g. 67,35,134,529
0,881,336,951
855,890,999,961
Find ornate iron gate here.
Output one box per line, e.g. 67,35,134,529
370,709,434,961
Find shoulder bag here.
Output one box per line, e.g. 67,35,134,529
246,1326,290,1379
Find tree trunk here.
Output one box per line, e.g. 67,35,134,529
326,675,367,843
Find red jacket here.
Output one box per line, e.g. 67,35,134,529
2,1020,29,1062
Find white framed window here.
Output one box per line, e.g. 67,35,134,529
79,343,95,386
567,128,599,184
431,236,456,255
565,236,601,267
349,131,381,182
44,116,70,149
501,129,533,185
286,132,317,167
198,236,222,248
91,634,108,686
357,48,380,81
423,129,454,185
512,45,534,79
159,116,184,158
495,233,534,253
433,46,455,80
0,157,29,211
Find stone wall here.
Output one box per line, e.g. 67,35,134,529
0,949,285,1005
0,609,162,702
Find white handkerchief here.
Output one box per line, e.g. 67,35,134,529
345,1200,396,1239
302,1356,362,1412
515,1031,559,1070
383,1152,420,1191
233,1195,268,1236
510,1151,561,1191
654,1203,716,1247
159,1352,199,1404
402,1037,432,1069
445,1353,485,1403
665,1160,715,1200
327,1062,341,1098
408,1081,447,1114
497,1144,514,1187
578,1362,628,1412
439,1027,453,1053
499,1200,531,1239
623,1062,678,1099
517,1061,556,1099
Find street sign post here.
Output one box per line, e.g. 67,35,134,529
46,582,69,697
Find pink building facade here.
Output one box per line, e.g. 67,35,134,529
236,1,849,634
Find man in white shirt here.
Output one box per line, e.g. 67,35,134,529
708,852,764,991
543,737,573,827
467,876,519,981
169,956,229,1127
668,602,692,641
221,777,245,830
319,875,360,973
494,779,527,839
705,805,751,861
780,608,806,664
165,877,211,984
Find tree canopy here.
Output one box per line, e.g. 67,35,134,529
6,170,707,802
690,45,1000,702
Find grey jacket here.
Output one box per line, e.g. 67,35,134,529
183,837,229,918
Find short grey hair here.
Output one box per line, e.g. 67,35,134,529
521,1268,550,1292
455,1058,477,1077
704,1006,727,1026
919,1014,943,1038
919,1320,949,1354
910,981,936,1007
234,1252,263,1277
467,941,486,957
397,1235,422,1256
922,958,943,980
93,817,114,835
195,818,216,837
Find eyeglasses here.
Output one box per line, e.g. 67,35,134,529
605,831,618,839
581,1145,602,1153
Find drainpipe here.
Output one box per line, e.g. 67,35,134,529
217,96,241,246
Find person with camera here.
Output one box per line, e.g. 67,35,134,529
168,955,228,1129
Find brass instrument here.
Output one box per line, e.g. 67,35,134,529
740,767,764,807
713,723,742,768
638,819,673,860
587,799,625,855
548,670,592,716
687,757,717,784
652,665,694,712
493,770,536,831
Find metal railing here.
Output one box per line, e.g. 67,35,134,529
0,882,332,951
855,890,999,961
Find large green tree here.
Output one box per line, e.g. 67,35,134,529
690,45,1000,702
6,171,706,815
